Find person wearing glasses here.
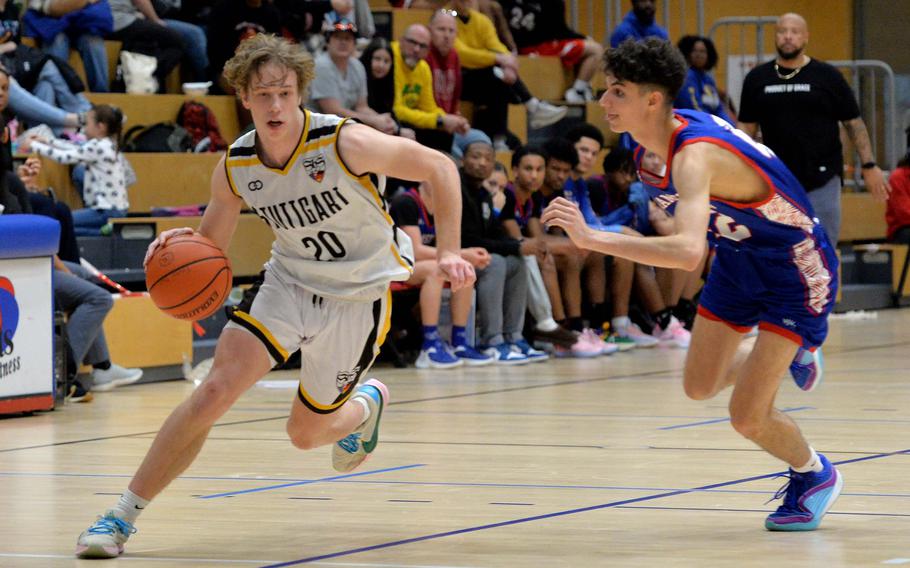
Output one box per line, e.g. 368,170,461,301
392,23,470,152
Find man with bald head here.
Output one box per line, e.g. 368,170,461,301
427,9,492,157
392,23,470,151
738,13,889,246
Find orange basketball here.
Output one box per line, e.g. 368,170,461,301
145,234,232,321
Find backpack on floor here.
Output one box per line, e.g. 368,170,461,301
122,122,193,153
176,100,228,152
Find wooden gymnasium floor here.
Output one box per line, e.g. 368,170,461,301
1,309,909,567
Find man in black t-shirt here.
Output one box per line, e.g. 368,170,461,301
737,12,890,245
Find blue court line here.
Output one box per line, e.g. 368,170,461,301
259,448,910,567
197,464,425,499
658,406,814,430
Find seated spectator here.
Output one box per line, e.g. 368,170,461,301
585,148,678,345
107,0,190,93
309,16,397,135
887,150,910,244
675,35,733,124
609,0,668,47
498,0,603,103
449,0,566,148
0,1,92,123
498,145,592,356
24,0,112,92
482,160,508,215
15,155,81,262
390,182,495,368
322,0,375,46
360,37,416,140
207,0,282,94
426,9,490,157
21,104,130,235
55,258,144,401
460,140,547,363
391,24,469,152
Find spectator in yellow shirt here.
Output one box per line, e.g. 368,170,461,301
392,24,470,152
450,0,567,149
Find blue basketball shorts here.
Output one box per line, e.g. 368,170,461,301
698,239,838,349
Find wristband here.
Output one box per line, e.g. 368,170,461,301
861,161,877,170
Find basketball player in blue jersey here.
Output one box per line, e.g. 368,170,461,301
542,38,842,531
75,34,475,559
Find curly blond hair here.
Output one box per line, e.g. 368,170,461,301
222,34,316,96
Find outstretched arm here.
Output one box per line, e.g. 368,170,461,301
337,123,475,290
542,145,710,271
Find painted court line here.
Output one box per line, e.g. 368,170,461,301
0,554,480,568
658,406,813,430
261,449,910,567
3,470,910,499
198,464,425,499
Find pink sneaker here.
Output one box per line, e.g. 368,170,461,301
653,316,691,348
581,328,619,356
616,322,659,348
555,337,601,358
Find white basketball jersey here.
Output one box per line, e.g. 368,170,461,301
225,111,414,301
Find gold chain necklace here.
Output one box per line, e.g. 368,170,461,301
774,60,806,80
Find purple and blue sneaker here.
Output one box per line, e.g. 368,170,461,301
765,453,843,531
789,347,823,392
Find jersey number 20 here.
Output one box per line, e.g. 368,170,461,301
301,231,347,261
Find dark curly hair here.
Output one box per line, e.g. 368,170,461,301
677,35,718,71
603,38,687,103
543,138,579,169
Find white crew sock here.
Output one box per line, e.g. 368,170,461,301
526,97,540,113
792,447,824,473
535,318,559,332
611,316,631,332
353,395,371,427
110,488,149,524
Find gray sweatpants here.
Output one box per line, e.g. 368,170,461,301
475,253,528,346
54,261,113,366
807,176,842,246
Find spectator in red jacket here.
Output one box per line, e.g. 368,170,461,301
887,151,910,243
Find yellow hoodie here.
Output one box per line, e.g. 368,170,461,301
454,8,509,70
391,41,445,129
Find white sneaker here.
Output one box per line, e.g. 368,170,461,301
529,101,568,129
92,364,143,392
564,86,595,103
75,512,136,558
653,316,691,349
616,323,660,348
332,379,389,473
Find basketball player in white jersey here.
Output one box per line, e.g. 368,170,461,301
75,34,475,559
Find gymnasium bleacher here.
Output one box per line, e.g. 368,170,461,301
22,3,908,380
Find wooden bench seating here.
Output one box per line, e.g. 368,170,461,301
85,93,242,142
111,214,272,279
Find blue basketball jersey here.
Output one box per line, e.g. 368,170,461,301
636,109,825,256
636,109,837,328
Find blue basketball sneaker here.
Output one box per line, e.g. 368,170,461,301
510,338,549,363
451,344,495,366
332,379,388,472
415,339,462,369
75,512,136,558
789,347,823,392
765,453,843,531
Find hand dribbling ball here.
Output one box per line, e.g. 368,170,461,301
145,233,232,321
